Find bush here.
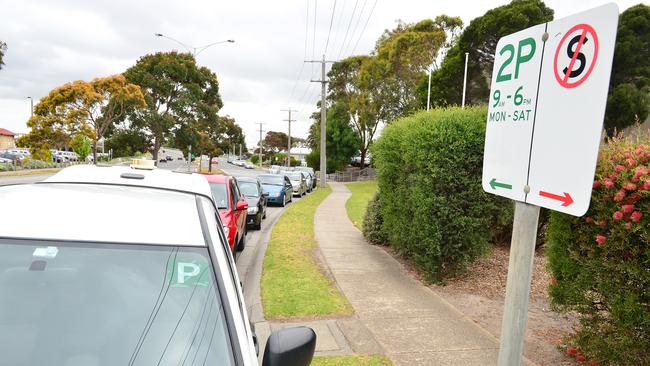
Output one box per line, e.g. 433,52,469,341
547,138,650,365
250,155,260,164
362,192,389,245
372,106,512,282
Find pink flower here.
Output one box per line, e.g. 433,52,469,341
636,147,643,156
644,182,650,191
623,182,637,191
613,211,624,220
625,222,632,229
592,180,601,189
596,235,606,245
604,179,615,189
631,211,642,222
628,193,642,202
626,158,637,167
609,172,619,180
615,164,625,172
622,204,635,213
614,189,626,202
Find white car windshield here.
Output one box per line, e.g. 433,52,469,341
0,240,235,366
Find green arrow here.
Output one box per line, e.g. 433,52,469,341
489,178,512,190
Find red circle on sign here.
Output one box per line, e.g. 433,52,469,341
553,23,599,89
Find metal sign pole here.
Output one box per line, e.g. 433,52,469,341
497,201,540,366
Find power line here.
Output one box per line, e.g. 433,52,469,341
311,0,318,79
327,0,348,60
323,0,338,56
341,0,368,57
349,0,379,56
287,0,312,104
336,0,360,60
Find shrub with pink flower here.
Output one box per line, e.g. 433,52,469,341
547,137,649,365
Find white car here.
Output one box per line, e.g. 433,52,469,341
243,161,255,169
0,165,316,366
0,157,12,163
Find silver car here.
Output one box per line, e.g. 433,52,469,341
285,171,307,196
0,165,316,366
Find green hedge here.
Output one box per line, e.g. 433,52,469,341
363,192,389,245
372,106,512,281
547,138,650,365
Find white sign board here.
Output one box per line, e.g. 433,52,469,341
482,3,619,216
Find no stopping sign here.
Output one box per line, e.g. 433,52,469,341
553,23,599,88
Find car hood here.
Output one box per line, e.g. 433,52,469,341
243,196,260,206
261,184,283,193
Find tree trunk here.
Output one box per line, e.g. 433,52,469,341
360,148,367,170
92,139,98,165
208,156,213,173
152,136,161,165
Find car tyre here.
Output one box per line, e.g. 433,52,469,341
237,232,246,252
281,196,286,207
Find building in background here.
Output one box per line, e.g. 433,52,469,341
290,147,311,165
0,128,16,150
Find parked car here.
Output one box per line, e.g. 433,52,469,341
295,167,317,190
236,176,268,230
0,152,23,162
268,165,281,174
243,161,255,169
205,174,248,252
285,171,307,197
258,174,293,206
0,164,316,366
0,157,12,163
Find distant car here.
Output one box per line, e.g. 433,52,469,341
285,171,307,197
269,165,281,174
236,176,268,230
165,155,173,161
243,162,254,169
258,174,293,206
295,167,317,190
205,174,248,252
0,157,12,163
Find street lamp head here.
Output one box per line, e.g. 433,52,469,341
26,96,32,99
154,33,163,37
227,39,235,43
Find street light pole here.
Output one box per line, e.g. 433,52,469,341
26,96,33,117
462,52,469,108
154,33,234,57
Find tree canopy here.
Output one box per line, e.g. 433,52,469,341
0,41,6,70
124,52,223,161
21,75,145,162
424,0,554,107
604,4,650,134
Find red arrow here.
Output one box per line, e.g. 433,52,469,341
539,190,574,207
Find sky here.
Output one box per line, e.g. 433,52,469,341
0,0,640,148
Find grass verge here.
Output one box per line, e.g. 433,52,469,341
311,355,393,366
344,180,378,230
0,168,62,177
261,186,353,319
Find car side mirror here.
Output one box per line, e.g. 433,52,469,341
236,200,248,211
262,327,316,366
263,192,269,197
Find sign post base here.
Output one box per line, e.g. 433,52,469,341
497,201,540,366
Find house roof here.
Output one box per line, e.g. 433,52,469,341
0,128,15,136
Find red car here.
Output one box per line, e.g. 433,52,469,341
205,174,248,252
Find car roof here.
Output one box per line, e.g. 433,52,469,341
204,174,229,184
44,165,212,198
235,176,258,183
0,183,205,246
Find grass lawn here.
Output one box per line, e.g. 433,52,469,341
311,355,393,366
344,180,378,231
261,186,353,319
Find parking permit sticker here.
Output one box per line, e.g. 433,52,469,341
33,246,59,258
167,259,210,288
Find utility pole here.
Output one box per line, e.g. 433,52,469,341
239,143,242,158
26,96,33,117
281,109,298,167
306,54,335,188
257,122,266,167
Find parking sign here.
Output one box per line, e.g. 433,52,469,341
483,3,619,216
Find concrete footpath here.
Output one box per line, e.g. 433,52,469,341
314,183,535,366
